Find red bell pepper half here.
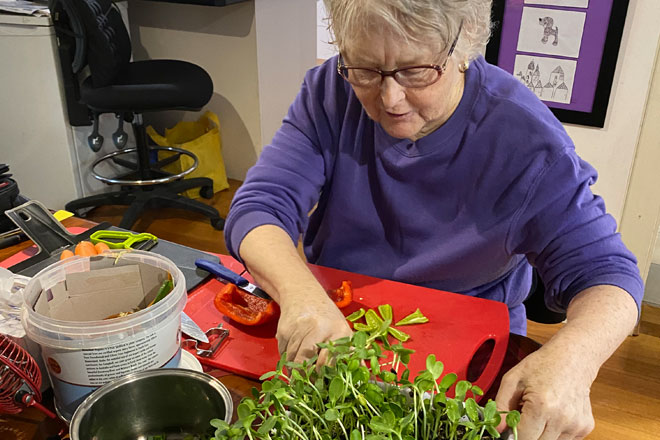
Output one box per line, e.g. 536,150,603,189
214,283,279,326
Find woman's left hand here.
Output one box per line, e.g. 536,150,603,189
495,344,596,440
496,286,639,439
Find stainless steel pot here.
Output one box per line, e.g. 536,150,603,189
69,368,233,440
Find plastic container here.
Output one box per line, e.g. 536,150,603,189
21,250,186,422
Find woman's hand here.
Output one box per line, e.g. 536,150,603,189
495,344,596,440
276,287,353,364
237,225,354,364
495,286,638,439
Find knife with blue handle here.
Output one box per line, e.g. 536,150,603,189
195,259,272,300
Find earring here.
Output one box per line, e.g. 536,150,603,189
458,60,470,73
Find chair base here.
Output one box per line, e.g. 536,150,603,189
66,177,224,231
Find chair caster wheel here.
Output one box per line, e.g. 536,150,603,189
210,217,225,230
200,186,214,199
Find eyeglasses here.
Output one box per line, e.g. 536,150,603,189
337,23,462,89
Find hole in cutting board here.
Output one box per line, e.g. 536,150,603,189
18,212,31,221
466,338,495,382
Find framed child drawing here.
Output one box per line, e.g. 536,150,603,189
485,0,629,128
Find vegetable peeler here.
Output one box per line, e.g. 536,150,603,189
181,324,229,358
90,230,158,250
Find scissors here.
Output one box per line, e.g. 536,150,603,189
90,230,158,250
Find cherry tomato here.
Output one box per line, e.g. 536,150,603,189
60,249,74,260
75,241,97,256
94,242,111,254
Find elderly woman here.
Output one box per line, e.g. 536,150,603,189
224,1,642,439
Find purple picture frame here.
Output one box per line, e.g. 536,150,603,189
485,0,629,127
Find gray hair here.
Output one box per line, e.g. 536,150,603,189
323,0,493,62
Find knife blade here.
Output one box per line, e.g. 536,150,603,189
180,311,209,343
195,259,272,300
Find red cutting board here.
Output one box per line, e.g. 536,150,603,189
185,255,509,396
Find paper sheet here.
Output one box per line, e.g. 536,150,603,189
513,55,577,104
0,0,49,17
517,6,587,58
524,0,589,8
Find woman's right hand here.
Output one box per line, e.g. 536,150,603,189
237,226,353,365
276,287,353,365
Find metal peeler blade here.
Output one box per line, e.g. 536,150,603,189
181,324,229,358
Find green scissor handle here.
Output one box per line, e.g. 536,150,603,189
89,230,158,249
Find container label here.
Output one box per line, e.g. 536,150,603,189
41,315,181,386
49,351,182,422
82,331,162,384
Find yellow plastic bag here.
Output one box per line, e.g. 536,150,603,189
147,111,229,199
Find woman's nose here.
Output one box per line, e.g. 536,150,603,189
380,77,406,109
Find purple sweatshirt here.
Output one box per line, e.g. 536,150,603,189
225,56,643,335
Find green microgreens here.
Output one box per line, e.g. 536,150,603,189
209,331,520,440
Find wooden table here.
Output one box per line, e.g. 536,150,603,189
0,217,541,439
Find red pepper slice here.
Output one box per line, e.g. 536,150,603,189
327,280,353,309
214,284,279,326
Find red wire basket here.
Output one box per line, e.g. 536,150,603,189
0,333,55,418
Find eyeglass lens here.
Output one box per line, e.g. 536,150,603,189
344,67,440,88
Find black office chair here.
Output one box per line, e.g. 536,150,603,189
524,268,567,324
50,0,225,230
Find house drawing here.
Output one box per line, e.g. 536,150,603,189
516,59,569,101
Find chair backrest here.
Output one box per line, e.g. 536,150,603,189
50,0,89,125
76,0,132,87
53,0,132,88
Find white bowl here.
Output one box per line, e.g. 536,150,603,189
179,349,203,372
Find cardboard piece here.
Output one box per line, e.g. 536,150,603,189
32,255,169,322
87,255,169,309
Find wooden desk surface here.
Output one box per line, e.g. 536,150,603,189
0,217,539,439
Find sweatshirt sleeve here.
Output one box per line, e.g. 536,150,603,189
223,60,345,262
506,149,644,313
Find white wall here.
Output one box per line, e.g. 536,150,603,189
620,39,660,306
565,0,660,226
254,0,317,153
128,0,316,181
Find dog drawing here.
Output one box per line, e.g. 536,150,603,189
539,16,558,46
